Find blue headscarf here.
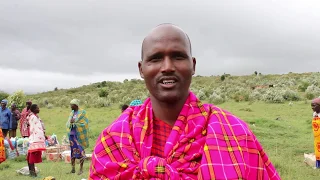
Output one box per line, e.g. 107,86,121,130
129,99,143,106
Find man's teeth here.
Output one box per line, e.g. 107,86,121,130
162,80,175,84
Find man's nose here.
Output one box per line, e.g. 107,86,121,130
161,57,175,73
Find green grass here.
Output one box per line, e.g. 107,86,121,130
1,101,320,179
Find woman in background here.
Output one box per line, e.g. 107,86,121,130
27,104,46,177
20,100,32,138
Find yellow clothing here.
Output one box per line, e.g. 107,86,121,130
312,117,320,160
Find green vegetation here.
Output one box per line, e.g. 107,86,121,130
1,72,320,179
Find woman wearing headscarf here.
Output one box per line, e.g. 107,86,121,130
27,104,46,177
66,99,89,175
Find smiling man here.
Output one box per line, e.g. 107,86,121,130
89,24,280,179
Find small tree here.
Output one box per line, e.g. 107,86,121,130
54,87,58,91
8,90,26,110
99,88,109,98
254,71,258,76
0,91,9,101
221,75,225,81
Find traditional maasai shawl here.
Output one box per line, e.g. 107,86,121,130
89,92,280,180
19,108,30,137
312,116,320,161
28,113,46,153
66,108,89,149
0,129,5,164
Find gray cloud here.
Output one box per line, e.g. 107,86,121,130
0,0,320,93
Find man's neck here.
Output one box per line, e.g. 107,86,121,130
151,95,188,126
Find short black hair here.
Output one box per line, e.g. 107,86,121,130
141,23,192,60
121,104,129,112
30,104,38,113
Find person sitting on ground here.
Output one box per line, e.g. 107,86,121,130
27,104,46,177
311,97,320,168
89,24,280,179
66,99,89,175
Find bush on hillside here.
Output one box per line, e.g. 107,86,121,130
261,89,285,103
99,88,109,98
208,92,225,105
0,91,9,101
298,81,310,92
305,85,320,100
282,89,301,101
8,90,26,110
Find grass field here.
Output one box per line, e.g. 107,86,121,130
1,101,320,179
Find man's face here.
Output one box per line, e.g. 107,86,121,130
1,103,6,109
139,26,196,103
311,102,320,113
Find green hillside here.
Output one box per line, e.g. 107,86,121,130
27,72,320,108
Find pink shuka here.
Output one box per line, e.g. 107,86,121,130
89,92,281,180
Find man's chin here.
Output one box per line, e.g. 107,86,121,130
156,92,183,103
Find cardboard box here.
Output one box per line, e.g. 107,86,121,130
46,146,62,154
60,145,70,151
46,153,62,162
64,154,71,163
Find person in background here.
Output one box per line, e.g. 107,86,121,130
20,100,32,138
121,104,129,112
0,99,12,138
311,97,320,168
66,99,89,175
0,128,5,164
10,104,21,138
129,99,143,106
27,104,46,177
89,24,280,179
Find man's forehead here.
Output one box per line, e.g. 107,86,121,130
142,24,191,57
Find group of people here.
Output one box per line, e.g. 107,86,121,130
0,98,90,177
2,24,320,179
0,100,31,139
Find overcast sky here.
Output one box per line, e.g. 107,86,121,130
1,0,320,94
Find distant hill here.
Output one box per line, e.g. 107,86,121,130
26,72,320,108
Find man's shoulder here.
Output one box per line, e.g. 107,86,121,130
202,103,252,133
102,105,143,133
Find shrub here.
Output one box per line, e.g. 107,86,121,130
298,81,310,92
261,89,285,103
282,89,300,101
305,85,320,100
0,91,9,101
208,92,225,105
99,88,109,98
7,90,26,110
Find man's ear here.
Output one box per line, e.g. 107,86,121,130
138,61,144,79
192,57,196,75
